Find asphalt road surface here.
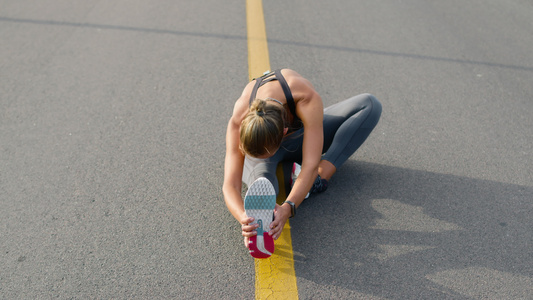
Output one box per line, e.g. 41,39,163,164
1,0,532,299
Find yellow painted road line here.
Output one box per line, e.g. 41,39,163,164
246,0,299,299
255,165,298,299
246,0,270,80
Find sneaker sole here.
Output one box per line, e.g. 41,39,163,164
244,177,276,259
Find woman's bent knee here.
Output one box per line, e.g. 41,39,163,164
361,93,382,129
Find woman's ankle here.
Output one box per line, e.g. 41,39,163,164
318,160,336,181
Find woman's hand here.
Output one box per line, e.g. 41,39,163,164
240,215,258,248
268,203,292,240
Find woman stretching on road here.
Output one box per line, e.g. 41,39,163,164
223,69,382,252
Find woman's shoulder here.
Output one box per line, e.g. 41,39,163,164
280,70,319,103
281,69,314,89
279,68,303,80
231,81,256,122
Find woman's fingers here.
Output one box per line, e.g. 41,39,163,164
240,216,254,225
268,218,284,240
241,223,259,237
268,204,289,239
241,216,259,237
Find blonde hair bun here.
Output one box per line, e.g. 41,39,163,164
240,99,287,157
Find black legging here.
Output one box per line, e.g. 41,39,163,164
242,93,382,194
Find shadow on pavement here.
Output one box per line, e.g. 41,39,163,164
291,161,533,299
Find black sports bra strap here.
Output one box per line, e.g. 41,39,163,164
249,78,262,106
249,71,276,106
248,69,297,119
274,69,297,117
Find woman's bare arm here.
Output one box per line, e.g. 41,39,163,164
222,83,260,241
268,73,324,239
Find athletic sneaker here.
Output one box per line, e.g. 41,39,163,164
244,177,276,259
292,163,328,196
310,175,328,194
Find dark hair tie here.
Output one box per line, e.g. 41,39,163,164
257,111,265,117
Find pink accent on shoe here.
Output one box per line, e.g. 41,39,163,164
248,233,275,259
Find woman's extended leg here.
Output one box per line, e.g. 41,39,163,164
242,156,280,194
321,93,382,172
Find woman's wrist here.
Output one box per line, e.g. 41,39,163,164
282,200,296,218
281,202,293,219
